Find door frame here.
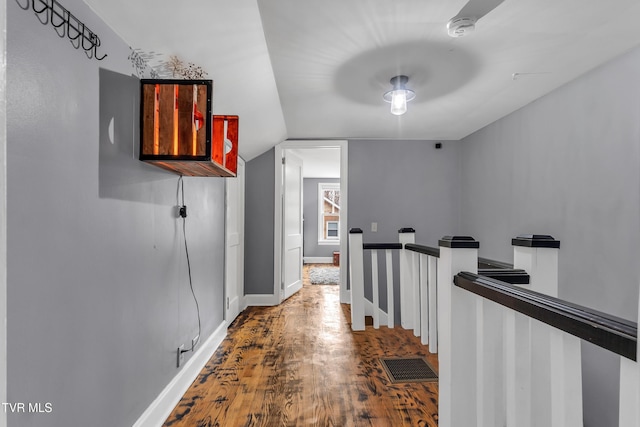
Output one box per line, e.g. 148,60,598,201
224,157,246,323
274,140,349,304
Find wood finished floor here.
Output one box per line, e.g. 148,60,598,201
163,264,439,427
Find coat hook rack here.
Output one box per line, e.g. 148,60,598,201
15,0,107,61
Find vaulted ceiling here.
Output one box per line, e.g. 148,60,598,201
84,0,640,160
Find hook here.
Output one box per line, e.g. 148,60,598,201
94,48,108,61
50,4,68,38
66,14,82,40
15,0,30,11
32,0,49,14
89,33,107,60
81,30,95,52
32,0,51,25
68,30,81,49
20,0,107,61
50,2,68,29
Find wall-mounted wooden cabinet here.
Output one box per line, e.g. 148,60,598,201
212,115,239,176
139,79,238,177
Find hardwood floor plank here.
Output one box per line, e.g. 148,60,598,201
163,264,438,427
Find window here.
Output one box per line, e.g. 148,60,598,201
318,183,340,244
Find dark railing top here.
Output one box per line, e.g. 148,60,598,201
512,234,560,248
477,269,530,285
477,256,514,270
439,236,480,249
405,243,440,258
454,272,637,361
349,228,363,234
363,243,403,250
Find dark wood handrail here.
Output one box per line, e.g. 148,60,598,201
404,243,440,258
478,269,530,285
454,272,637,361
477,257,514,269
363,243,403,250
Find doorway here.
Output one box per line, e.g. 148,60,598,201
274,140,348,304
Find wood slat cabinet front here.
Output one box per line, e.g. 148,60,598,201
139,79,238,177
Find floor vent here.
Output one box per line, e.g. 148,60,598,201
380,357,438,383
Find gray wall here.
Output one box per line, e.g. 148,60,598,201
244,148,275,294
348,140,461,247
7,1,225,426
348,140,461,322
303,178,340,259
460,46,640,426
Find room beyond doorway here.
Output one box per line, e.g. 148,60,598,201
274,141,348,305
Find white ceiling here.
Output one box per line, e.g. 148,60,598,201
84,0,640,161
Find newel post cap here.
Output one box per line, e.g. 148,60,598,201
512,234,560,248
399,227,416,233
438,235,479,249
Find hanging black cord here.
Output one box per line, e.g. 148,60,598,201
177,176,202,352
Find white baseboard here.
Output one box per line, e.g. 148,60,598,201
341,288,350,305
245,293,279,306
133,321,228,427
227,295,241,324
303,257,333,264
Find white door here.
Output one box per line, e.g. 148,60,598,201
225,158,245,323
282,151,304,300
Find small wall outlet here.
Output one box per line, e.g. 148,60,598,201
177,345,185,368
371,222,378,232
191,335,199,351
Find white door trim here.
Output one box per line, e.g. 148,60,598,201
274,140,349,304
224,157,246,323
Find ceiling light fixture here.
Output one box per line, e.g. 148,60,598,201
383,75,415,116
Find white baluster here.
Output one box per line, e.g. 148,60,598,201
476,297,504,427
619,356,640,426
549,328,582,427
619,281,640,426
371,250,379,329
348,229,365,331
505,310,531,427
412,251,421,337
385,249,394,328
419,253,429,346
428,255,438,354
399,228,416,330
